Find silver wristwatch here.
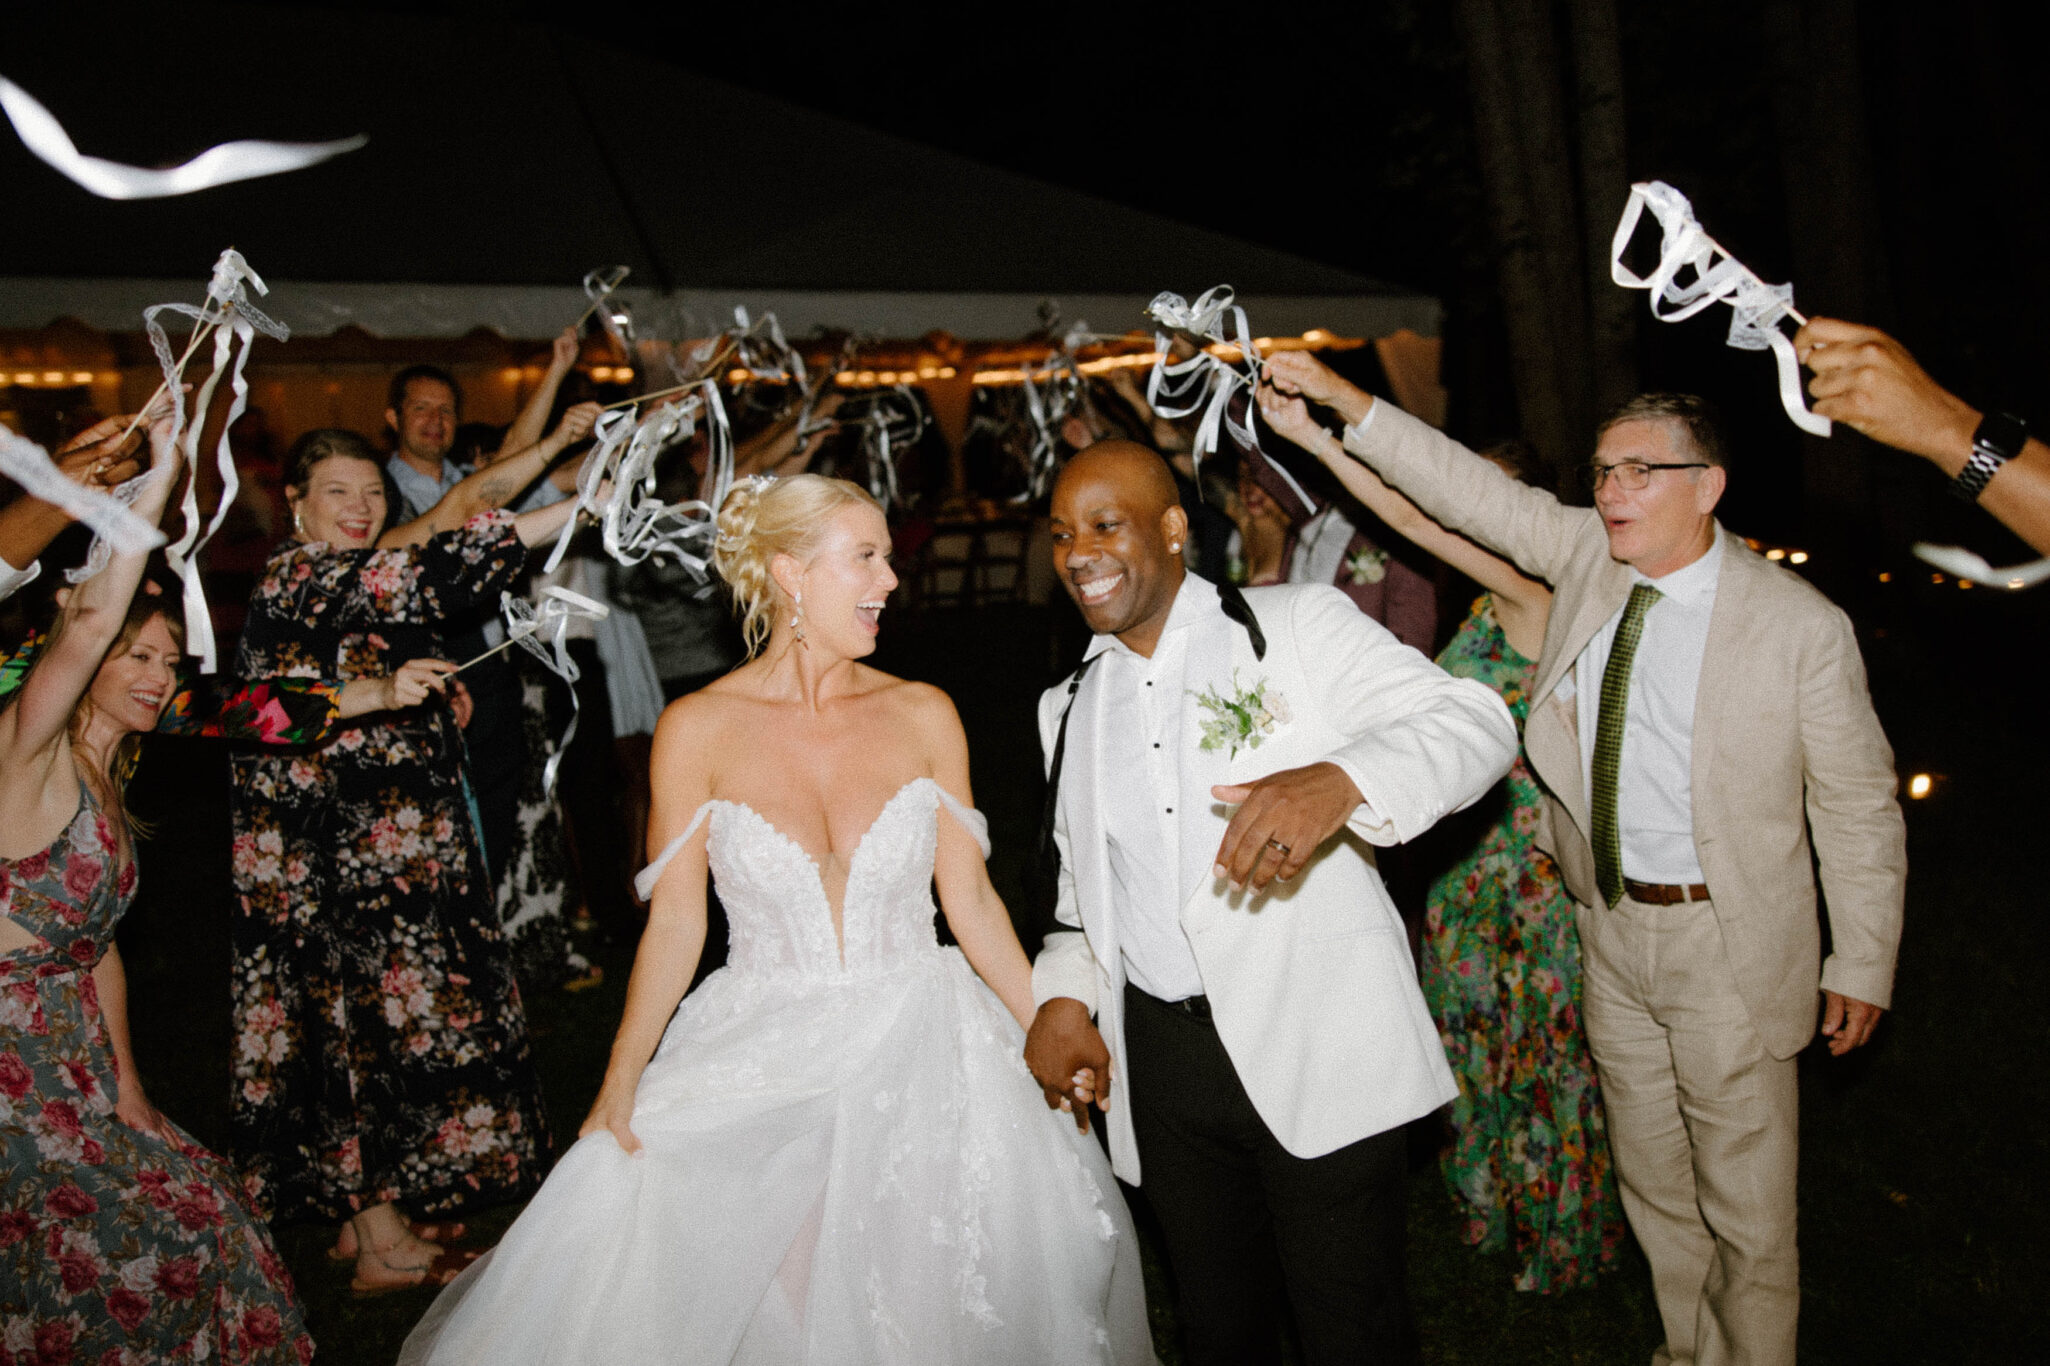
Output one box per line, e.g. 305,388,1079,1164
1951,411,2028,502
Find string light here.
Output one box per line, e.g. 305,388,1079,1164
1788,551,1809,565
1766,548,1786,561
1907,774,1933,799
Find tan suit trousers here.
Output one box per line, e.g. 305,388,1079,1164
1579,894,1800,1366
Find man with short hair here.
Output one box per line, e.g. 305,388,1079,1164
1259,352,1907,1366
1024,440,1518,1364
384,364,467,519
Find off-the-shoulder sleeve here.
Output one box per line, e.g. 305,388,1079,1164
265,511,525,631
159,676,343,746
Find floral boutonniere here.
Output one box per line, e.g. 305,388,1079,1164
1345,545,1389,585
1192,671,1292,759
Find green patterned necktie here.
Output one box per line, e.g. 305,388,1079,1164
1592,583,1662,907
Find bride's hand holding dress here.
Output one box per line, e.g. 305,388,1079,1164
402,477,1154,1364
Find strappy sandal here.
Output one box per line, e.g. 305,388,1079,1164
329,1219,469,1263
349,1244,480,1298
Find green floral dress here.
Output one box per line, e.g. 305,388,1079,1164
1422,594,1625,1292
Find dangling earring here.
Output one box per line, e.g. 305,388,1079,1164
791,591,808,648
292,505,305,537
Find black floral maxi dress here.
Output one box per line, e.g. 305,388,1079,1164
227,512,548,1223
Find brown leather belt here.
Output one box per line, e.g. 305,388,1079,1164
1623,878,1711,905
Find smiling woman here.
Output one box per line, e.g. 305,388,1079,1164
0,411,314,1363
229,427,589,1295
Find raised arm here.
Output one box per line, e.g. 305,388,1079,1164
1,414,149,593
1256,380,1553,653
579,696,715,1154
1796,316,2050,554
922,687,1035,1030
1262,351,1595,586
496,328,582,460
379,401,600,547
0,410,182,768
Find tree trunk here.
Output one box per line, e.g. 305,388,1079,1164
1567,0,1637,418
1454,0,1583,474
1764,0,1893,582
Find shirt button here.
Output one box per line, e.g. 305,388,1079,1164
1166,807,1174,814
1152,742,1160,748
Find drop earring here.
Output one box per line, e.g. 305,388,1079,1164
791,591,808,647
293,505,305,537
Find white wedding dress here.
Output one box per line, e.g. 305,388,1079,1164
399,777,1155,1365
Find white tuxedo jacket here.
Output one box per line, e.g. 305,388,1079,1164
1031,577,1517,1182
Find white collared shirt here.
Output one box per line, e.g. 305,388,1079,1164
0,552,41,604
1562,531,1724,884
1083,576,1211,1002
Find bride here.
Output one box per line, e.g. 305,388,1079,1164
401,474,1154,1364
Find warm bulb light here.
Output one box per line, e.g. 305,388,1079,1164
938,366,957,379
41,371,63,384
614,368,633,383
1877,572,1892,583
1907,773,1932,799
11,372,33,384
1788,551,1808,565
71,371,93,384
1765,548,1786,561
1958,579,1974,590
500,367,523,382
591,366,614,381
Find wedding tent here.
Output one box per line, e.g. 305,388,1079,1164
1,4,1443,439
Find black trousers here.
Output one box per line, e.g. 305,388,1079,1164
1123,983,1420,1366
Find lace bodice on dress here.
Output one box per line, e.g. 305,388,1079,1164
637,777,990,981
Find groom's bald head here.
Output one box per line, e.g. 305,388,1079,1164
1049,441,1190,657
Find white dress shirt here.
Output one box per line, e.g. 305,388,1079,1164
1560,531,1724,884
1083,578,1210,1002
1289,504,1355,587
0,552,41,604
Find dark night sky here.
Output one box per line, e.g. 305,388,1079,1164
7,0,2045,558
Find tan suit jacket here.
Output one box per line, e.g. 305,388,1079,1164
1346,404,1907,1059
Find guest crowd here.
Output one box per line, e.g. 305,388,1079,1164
0,299,2038,1364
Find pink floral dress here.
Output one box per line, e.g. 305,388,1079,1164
2,786,312,1364
227,513,547,1224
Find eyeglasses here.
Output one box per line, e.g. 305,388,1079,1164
1583,461,1709,492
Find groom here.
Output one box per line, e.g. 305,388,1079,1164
1024,442,1518,1364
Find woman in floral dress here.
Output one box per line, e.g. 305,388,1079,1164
0,415,313,1363
1255,385,1626,1291
229,428,587,1294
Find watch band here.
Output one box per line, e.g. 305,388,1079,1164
1951,411,2029,502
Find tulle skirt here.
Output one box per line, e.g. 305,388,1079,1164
399,948,1155,1364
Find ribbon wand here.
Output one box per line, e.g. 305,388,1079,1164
114,309,226,446
449,632,527,676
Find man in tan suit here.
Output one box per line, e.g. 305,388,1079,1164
1258,353,1907,1366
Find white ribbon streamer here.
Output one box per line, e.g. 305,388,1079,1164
1910,543,2050,591
834,387,926,509
79,250,288,673
0,426,166,559
1,75,365,200
1144,285,1266,466
582,266,637,359
544,385,732,579
498,586,611,795
1610,180,1830,437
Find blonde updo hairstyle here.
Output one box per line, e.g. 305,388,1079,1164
713,474,884,658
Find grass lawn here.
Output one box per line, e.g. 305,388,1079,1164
116,597,2046,1363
